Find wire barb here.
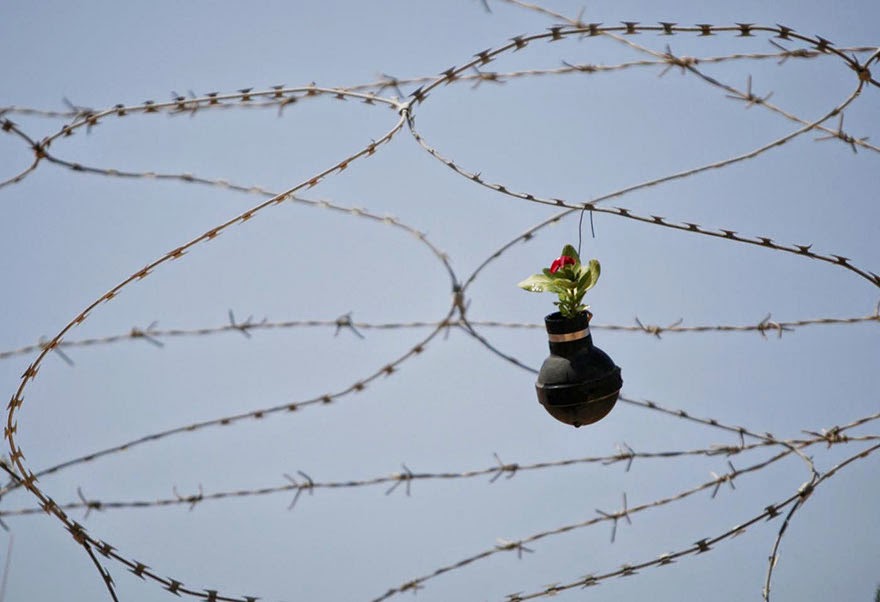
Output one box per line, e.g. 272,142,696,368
334,312,365,339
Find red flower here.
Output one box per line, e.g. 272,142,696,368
549,255,576,273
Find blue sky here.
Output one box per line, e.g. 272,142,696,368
1,2,878,601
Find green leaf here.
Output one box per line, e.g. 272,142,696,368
576,265,593,289
560,244,580,264
588,258,601,282
518,273,563,293
576,259,601,293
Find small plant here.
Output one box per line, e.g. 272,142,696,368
518,244,601,319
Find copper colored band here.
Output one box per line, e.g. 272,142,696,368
547,328,589,343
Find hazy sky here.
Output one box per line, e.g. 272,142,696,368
1,2,878,601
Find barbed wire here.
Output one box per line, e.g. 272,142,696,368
2,44,877,193
2,46,875,120
1,308,876,362
2,427,876,519
372,440,880,602
1,3,877,601
0,440,819,517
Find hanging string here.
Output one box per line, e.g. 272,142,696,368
577,205,596,257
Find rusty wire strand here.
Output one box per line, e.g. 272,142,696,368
621,397,819,482
406,52,877,288
81,539,120,602
4,57,873,204
5,46,876,120
3,95,415,602
0,310,452,500
0,119,44,190
0,86,395,191
372,434,876,602
3,431,877,519
3,310,875,362
495,442,880,602
406,24,870,103
760,442,880,602
2,45,875,195
372,451,793,601
600,27,879,153
4,395,874,505
398,21,876,297
408,83,873,284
